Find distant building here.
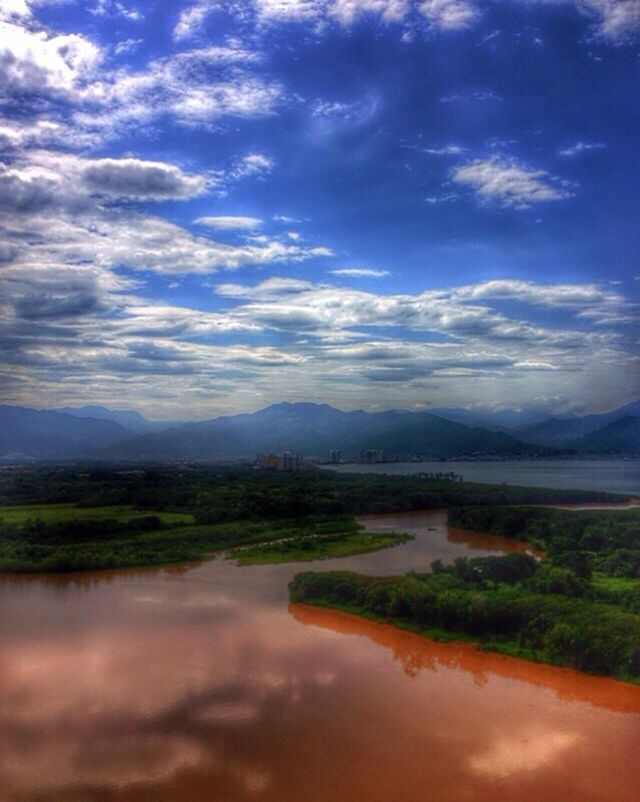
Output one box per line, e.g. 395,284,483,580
256,451,306,471
360,449,385,464
329,449,342,464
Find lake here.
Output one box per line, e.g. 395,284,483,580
333,458,640,494
1,509,639,802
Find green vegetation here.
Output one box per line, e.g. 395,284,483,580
289,505,640,680
0,464,621,514
0,503,193,527
0,465,629,573
231,528,412,565
448,505,640,578
0,509,371,573
289,553,640,681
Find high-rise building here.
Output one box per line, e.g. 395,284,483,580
256,452,305,471
360,449,385,464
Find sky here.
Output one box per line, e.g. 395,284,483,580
0,0,638,420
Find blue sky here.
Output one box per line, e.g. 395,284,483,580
0,0,638,418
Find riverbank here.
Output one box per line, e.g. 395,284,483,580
289,505,640,681
289,560,640,681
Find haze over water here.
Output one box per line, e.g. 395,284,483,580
335,459,640,495
1,510,638,802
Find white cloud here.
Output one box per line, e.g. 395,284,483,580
195,215,263,229
114,38,143,55
1,192,333,277
173,2,212,40
255,0,323,21
0,0,30,21
0,20,102,95
421,144,466,156
90,1,143,21
451,157,572,208
229,153,274,179
247,0,640,43
330,268,390,277
82,157,207,199
420,0,478,30
558,141,606,157
1,265,634,415
329,0,409,25
0,152,208,208
0,12,277,141
559,0,640,42
453,279,633,323
216,277,317,298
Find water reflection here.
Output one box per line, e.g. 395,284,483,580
290,603,640,714
0,509,638,802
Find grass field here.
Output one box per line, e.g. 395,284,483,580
230,530,413,565
0,503,194,527
0,506,390,573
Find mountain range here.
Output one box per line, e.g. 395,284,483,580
0,401,638,461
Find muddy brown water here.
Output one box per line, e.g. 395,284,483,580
0,509,638,802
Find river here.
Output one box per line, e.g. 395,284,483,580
0,510,638,802
332,458,640,494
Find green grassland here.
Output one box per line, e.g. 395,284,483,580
230,529,413,565
0,503,194,527
0,506,379,573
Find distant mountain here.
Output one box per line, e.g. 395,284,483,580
105,402,554,461
515,400,640,447
426,407,552,432
565,416,640,455
53,405,180,434
0,406,134,459
2,400,637,461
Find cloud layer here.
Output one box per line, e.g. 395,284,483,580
0,0,637,417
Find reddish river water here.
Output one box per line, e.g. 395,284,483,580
0,509,638,802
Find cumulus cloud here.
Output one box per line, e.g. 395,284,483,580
329,0,409,24
1,11,278,142
559,0,640,42
420,0,478,29
0,152,208,212
81,158,207,200
0,0,30,22
0,20,102,95
451,157,573,208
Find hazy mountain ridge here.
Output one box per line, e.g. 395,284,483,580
1,401,638,460
566,416,640,455
99,404,567,460
53,405,182,434
513,400,640,447
0,406,134,459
